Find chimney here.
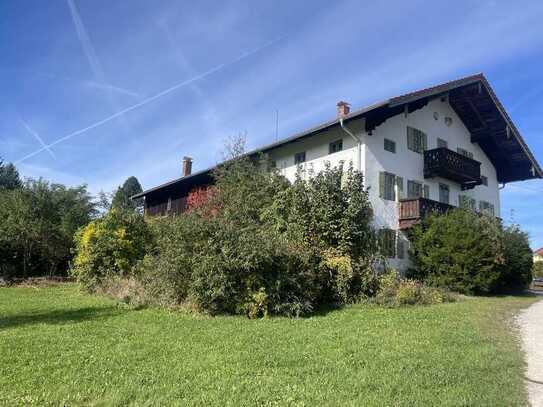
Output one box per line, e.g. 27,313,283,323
182,156,193,177
336,101,351,118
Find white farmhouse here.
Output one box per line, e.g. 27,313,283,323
133,74,542,271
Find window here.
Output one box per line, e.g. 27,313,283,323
479,201,495,216
167,197,172,212
407,126,427,153
329,139,343,154
423,184,430,199
457,148,474,159
379,172,402,201
459,195,476,211
384,138,396,153
379,229,396,258
437,138,448,148
269,160,277,170
294,152,306,165
439,183,450,204
481,175,488,186
407,180,423,199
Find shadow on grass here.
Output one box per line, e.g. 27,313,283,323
0,306,128,330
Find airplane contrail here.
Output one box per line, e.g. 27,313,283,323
15,38,280,164
19,119,57,160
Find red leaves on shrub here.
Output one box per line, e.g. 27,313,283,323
186,186,220,216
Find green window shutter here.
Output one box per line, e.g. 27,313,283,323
379,172,385,199
423,185,430,199
407,180,414,198
407,127,414,151
396,176,404,200
489,204,495,216
422,132,428,151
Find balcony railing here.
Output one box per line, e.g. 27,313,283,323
399,197,454,229
424,147,482,190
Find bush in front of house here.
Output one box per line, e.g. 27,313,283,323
374,270,454,307
409,209,533,294
71,208,152,290
133,155,380,317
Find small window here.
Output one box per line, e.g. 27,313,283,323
437,138,448,148
423,184,430,199
457,148,474,159
294,152,306,164
439,183,450,204
407,126,427,154
479,201,495,216
167,197,172,212
329,139,343,154
459,195,476,211
380,172,402,201
407,180,423,199
481,175,488,186
384,138,396,153
379,229,396,258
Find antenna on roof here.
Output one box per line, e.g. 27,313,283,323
275,109,279,141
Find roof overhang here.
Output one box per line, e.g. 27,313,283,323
133,73,541,199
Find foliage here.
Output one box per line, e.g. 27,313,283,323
0,178,96,278
0,158,22,190
495,225,533,292
0,284,535,406
533,261,543,279
136,154,378,317
111,176,143,212
409,209,533,294
71,209,152,290
374,270,454,307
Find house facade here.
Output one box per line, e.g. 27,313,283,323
133,74,542,271
534,248,543,263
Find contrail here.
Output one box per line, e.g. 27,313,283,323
15,38,280,164
19,119,57,160
83,80,143,98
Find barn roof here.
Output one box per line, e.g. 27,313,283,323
133,73,542,199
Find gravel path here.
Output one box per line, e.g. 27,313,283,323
518,295,543,407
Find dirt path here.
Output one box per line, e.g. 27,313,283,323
518,295,543,406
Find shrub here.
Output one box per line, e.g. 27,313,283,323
135,155,379,317
72,209,151,290
409,210,533,294
534,262,543,279
495,225,533,292
374,270,452,307
409,209,504,294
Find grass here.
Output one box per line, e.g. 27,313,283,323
0,284,536,406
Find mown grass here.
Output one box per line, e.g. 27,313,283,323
0,284,536,406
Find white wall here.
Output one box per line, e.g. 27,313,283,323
364,98,500,271
263,99,501,272
267,118,364,182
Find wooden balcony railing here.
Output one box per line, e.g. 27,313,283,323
399,197,454,229
424,147,482,190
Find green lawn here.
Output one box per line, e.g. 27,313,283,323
0,284,536,406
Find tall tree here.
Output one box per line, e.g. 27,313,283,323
111,176,143,212
0,158,22,190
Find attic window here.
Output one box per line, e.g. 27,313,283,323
329,139,343,154
294,152,306,164
384,138,396,153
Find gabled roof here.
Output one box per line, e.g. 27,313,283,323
534,247,543,257
133,73,541,199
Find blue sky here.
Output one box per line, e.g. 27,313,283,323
1,0,543,248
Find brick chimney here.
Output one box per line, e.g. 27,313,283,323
182,156,193,177
336,101,351,118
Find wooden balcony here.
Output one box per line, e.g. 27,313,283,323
399,197,454,229
424,148,482,190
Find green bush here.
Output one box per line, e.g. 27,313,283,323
134,155,379,317
71,209,152,290
374,270,452,307
533,262,543,279
409,209,533,294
